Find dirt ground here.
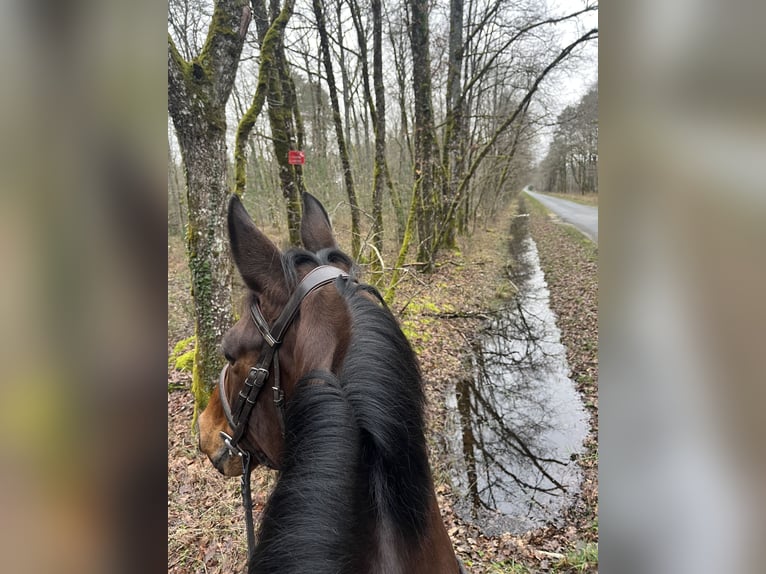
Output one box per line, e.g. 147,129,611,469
167,194,598,573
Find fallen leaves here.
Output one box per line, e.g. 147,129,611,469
167,195,599,573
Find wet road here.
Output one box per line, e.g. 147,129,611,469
524,190,598,243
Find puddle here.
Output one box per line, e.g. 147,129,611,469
441,214,589,535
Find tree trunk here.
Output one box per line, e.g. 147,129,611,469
440,0,464,250
234,0,301,245
350,0,388,281
269,39,302,244
385,11,409,241
371,0,386,283
313,0,361,258
409,0,437,269
337,1,353,154
384,176,419,304
167,0,250,417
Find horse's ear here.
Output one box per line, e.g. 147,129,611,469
227,195,285,294
301,192,337,252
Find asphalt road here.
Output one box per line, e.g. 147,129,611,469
524,190,598,243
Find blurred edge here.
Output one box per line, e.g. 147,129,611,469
0,1,167,573
600,1,765,573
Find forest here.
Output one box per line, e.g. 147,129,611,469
168,0,597,406
168,1,598,571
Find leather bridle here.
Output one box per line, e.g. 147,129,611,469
213,265,468,572
216,265,349,559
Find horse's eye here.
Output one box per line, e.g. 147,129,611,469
224,352,235,364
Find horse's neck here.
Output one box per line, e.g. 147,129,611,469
371,514,405,574
370,492,459,574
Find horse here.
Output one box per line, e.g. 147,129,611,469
198,192,466,573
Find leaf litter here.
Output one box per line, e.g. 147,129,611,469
167,195,598,573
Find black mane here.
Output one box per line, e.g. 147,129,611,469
249,258,432,573
248,375,366,573
338,279,431,539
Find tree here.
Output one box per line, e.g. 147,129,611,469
538,84,598,195
409,0,439,269
233,0,306,245
348,0,395,281
398,0,599,266
233,0,306,244
311,0,362,258
440,0,465,249
433,25,598,251
168,0,251,416
370,0,389,280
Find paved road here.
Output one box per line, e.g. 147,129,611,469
524,190,598,244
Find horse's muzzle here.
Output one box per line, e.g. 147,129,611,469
209,446,242,477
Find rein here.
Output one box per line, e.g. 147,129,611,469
217,265,349,560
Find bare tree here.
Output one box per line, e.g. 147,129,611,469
312,0,362,257
433,25,598,251
432,3,598,247
538,84,598,195
409,0,439,269
440,0,466,250
167,0,211,61
347,0,394,280
167,0,251,415
233,0,305,245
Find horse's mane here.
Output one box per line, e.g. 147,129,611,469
249,375,366,573
249,249,431,573
337,278,431,539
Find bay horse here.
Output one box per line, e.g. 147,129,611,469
198,192,465,573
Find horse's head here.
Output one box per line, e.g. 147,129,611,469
198,192,354,476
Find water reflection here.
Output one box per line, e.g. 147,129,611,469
444,235,589,535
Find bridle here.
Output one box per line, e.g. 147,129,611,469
218,265,351,454
213,264,469,572
216,265,349,559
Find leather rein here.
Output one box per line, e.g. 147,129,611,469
217,265,349,559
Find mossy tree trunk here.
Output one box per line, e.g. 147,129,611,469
268,4,303,244
384,177,419,304
167,0,251,417
233,0,302,245
370,0,387,283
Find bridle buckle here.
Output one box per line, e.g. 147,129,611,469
273,385,284,407
249,366,269,379
220,431,244,458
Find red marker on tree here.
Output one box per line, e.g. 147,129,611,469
288,150,305,165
